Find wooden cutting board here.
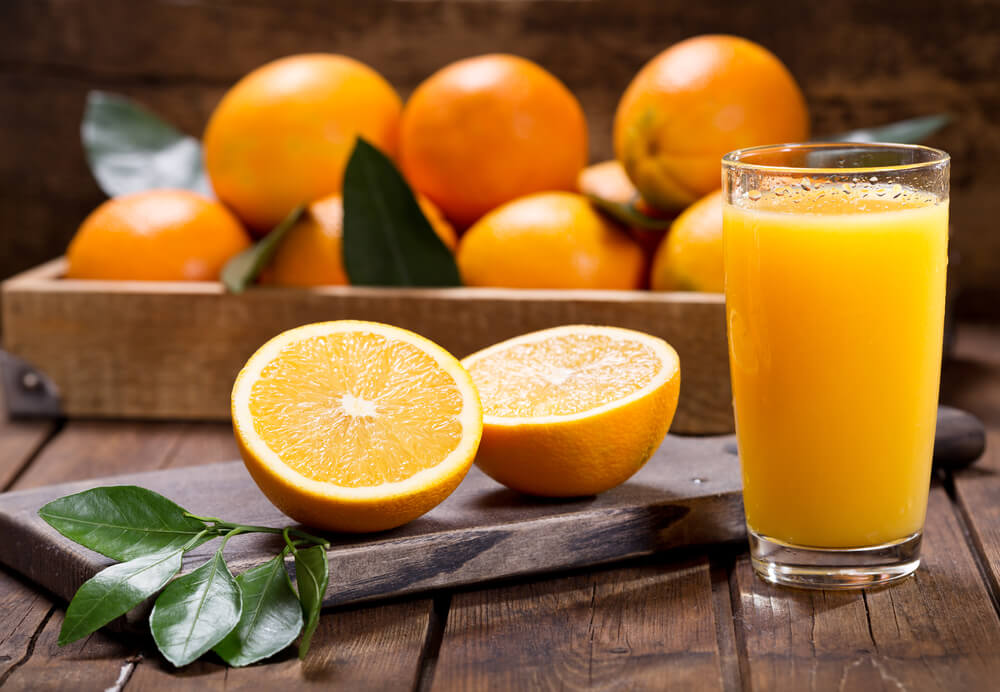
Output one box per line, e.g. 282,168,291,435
0,434,744,626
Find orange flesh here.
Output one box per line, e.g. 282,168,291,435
465,334,661,417
248,332,465,486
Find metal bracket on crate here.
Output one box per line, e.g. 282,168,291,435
0,350,62,418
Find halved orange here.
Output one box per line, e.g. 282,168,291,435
232,321,482,532
462,325,680,496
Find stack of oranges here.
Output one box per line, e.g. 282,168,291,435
66,36,809,293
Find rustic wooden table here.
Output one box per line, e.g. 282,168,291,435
1,324,999,691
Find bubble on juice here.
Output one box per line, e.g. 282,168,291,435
841,183,852,194
748,189,762,201
869,176,879,183
800,177,812,191
892,184,903,199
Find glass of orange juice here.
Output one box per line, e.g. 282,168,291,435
722,142,949,589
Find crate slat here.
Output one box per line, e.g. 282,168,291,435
1,259,732,433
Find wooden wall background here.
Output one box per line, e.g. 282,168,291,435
1,0,998,318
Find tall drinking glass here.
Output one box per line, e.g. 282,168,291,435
722,143,950,589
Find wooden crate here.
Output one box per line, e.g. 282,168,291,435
0,259,732,434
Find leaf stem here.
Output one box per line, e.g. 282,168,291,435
218,526,243,553
181,529,212,552
282,527,299,555
182,513,329,549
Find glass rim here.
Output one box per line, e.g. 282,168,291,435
721,142,950,175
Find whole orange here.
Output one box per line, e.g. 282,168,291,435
264,193,457,287
400,54,588,227
66,190,251,281
614,35,809,211
204,54,402,233
457,192,644,290
650,190,724,293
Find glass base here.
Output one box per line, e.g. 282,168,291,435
749,529,922,590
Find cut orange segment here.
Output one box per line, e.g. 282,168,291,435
232,321,482,532
462,325,680,497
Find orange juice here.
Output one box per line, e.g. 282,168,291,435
724,186,948,548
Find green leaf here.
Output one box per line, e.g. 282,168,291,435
221,205,305,294
213,555,303,667
39,486,211,561
293,545,329,660
342,137,462,287
150,550,242,667
817,114,950,145
586,194,674,231
59,549,183,645
82,91,211,197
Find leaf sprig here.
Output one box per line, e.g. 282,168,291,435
39,486,330,667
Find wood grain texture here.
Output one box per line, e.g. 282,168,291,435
732,488,1000,690
126,599,434,691
431,558,724,690
0,434,744,617
0,389,54,490
0,0,998,317
942,324,1000,428
1,259,731,433
947,429,1000,610
11,419,192,490
0,571,53,684
157,423,239,468
943,323,1000,607
0,608,134,692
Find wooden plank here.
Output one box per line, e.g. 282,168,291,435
11,420,191,490
950,427,1000,607
944,324,1000,603
126,599,433,691
1,259,731,433
0,434,745,614
0,607,134,691
0,571,53,684
159,422,238,468
709,554,743,692
431,557,724,690
0,388,55,491
942,323,1000,428
731,487,1000,690
0,392,62,685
